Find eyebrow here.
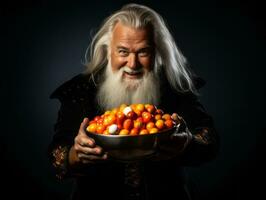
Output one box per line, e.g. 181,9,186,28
116,46,152,51
116,46,129,50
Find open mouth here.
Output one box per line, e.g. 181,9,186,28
123,71,143,79
123,68,143,79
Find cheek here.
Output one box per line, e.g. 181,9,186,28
140,57,154,71
111,58,127,72
110,53,124,72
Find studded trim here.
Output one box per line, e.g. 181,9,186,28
194,128,211,144
52,145,70,179
124,162,142,188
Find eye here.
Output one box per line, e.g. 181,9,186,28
118,49,129,57
138,48,151,57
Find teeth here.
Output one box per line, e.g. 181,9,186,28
125,71,140,75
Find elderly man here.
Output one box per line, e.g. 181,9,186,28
48,3,219,200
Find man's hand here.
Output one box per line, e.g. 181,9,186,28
152,114,192,161
69,118,108,166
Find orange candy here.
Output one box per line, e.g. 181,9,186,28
134,120,144,129
96,124,106,134
136,104,145,112
162,114,171,120
86,104,179,135
87,123,97,133
155,119,165,130
164,119,174,129
123,119,133,130
142,112,152,123
139,129,149,135
149,127,159,134
119,129,129,135
145,104,156,113
130,128,139,136
146,122,155,130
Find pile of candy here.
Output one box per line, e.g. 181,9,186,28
86,104,179,135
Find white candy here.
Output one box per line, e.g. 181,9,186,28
108,124,118,134
123,106,132,116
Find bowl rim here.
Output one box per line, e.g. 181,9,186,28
86,126,177,138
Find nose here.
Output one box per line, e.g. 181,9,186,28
127,53,138,69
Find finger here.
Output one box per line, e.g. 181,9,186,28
81,146,104,155
79,118,89,136
79,137,96,148
171,113,180,122
78,152,108,162
171,131,187,139
74,138,96,156
177,120,187,132
75,137,96,150
76,117,96,147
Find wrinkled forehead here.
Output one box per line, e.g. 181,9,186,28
111,22,154,44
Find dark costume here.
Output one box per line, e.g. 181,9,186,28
48,72,219,200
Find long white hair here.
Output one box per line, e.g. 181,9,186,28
84,3,197,93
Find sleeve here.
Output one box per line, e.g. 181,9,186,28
47,97,86,180
47,74,104,180
176,93,220,166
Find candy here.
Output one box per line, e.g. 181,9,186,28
123,106,132,116
108,124,118,134
86,104,179,135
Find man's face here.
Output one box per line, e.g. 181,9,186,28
109,22,155,81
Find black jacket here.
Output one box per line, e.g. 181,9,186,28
48,73,219,200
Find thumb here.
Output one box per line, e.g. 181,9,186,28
79,118,89,135
171,131,187,140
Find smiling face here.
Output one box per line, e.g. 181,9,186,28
109,22,155,81
97,23,160,110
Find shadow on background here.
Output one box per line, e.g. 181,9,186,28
2,0,265,199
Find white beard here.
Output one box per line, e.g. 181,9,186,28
96,63,161,111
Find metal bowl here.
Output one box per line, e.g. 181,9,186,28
86,127,177,162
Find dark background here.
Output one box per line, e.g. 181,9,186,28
2,0,265,199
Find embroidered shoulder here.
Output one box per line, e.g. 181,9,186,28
194,128,212,145
52,145,70,179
